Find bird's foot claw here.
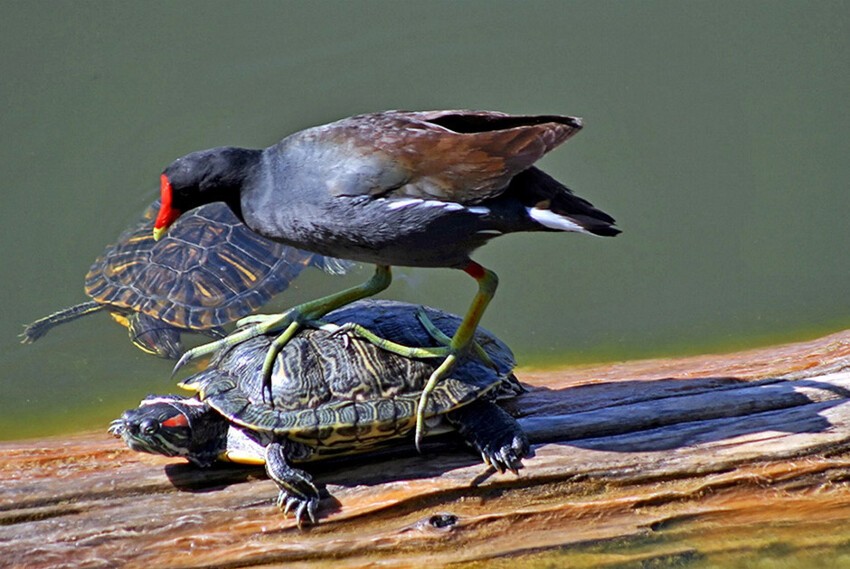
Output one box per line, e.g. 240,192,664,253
414,352,461,452
260,319,304,402
172,339,225,377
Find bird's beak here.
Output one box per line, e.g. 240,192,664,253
154,173,179,241
153,201,181,241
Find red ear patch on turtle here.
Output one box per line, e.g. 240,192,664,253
162,413,190,428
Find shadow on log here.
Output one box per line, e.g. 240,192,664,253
4,330,850,568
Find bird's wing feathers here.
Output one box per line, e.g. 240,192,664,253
316,110,582,204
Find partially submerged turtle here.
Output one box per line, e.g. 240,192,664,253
111,299,530,525
21,200,345,358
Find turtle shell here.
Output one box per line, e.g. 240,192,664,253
85,200,344,331
182,299,521,454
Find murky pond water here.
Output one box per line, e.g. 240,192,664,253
1,1,848,449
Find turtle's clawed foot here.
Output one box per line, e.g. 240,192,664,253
478,431,530,475
446,399,531,474
266,443,321,528
277,489,320,528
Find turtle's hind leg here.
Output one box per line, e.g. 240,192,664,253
20,301,104,343
446,399,530,475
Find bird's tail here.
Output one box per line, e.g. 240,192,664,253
510,167,620,237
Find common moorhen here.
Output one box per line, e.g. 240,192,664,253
153,110,619,445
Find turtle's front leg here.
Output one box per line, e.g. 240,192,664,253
265,442,321,527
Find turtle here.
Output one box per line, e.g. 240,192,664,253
110,299,530,526
21,200,347,358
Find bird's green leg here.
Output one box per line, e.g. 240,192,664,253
173,266,393,380
415,261,498,451
316,320,448,358
312,308,495,367
258,265,393,395
414,308,496,369
172,312,293,375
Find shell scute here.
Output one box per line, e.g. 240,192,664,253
83,200,332,331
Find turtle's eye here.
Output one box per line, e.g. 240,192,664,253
139,418,160,436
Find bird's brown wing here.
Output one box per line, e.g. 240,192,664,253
316,110,582,204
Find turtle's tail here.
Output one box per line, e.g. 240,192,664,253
20,301,104,343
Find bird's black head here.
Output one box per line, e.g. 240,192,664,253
153,147,261,240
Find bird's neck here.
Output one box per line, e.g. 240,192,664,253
201,147,263,223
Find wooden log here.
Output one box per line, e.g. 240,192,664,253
4,329,850,568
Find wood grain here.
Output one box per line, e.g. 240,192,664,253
4,329,850,568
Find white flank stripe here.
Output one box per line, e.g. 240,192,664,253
527,207,590,234
387,198,423,210
420,200,446,208
466,206,490,215
433,200,465,211
382,197,468,212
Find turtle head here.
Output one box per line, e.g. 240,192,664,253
154,147,261,241
110,395,227,467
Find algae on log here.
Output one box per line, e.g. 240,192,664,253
3,330,850,568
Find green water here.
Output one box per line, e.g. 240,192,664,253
2,1,849,440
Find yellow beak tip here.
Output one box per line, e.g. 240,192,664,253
152,227,167,241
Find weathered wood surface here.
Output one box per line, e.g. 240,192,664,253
4,330,850,568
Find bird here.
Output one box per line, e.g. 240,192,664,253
152,109,620,446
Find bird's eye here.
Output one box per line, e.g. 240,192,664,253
140,419,160,435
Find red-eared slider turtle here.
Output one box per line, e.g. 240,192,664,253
110,299,530,526
21,200,346,358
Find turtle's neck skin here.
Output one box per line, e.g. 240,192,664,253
182,402,231,467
